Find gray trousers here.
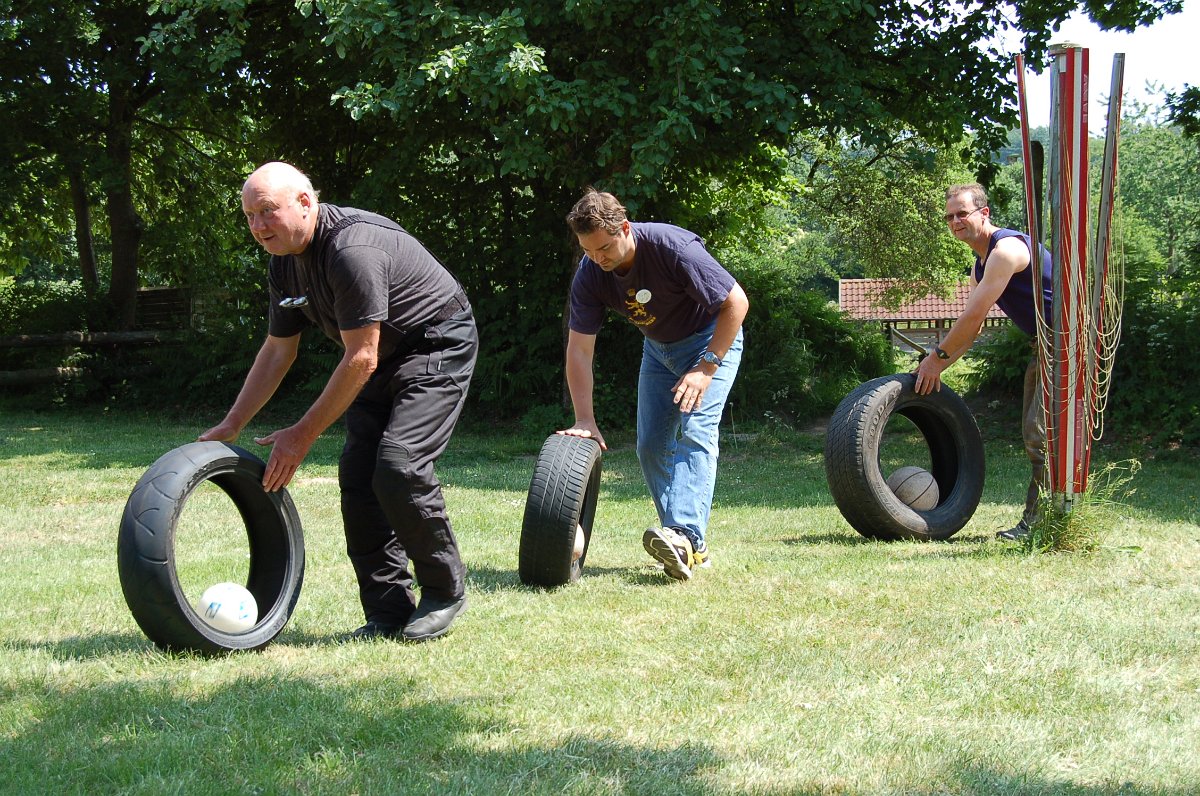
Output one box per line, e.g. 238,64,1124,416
1021,351,1046,524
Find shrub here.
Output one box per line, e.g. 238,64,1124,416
142,254,344,414
0,277,91,336
0,278,105,377
733,262,895,423
962,324,1035,397
519,403,571,438
1108,293,1200,447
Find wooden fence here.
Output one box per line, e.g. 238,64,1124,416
0,288,191,388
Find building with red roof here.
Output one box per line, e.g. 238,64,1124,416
839,278,1009,353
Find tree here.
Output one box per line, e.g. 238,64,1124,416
7,0,1180,409
0,2,106,291
304,0,1180,193
1167,85,1200,139
138,0,1176,410
782,130,978,306
0,1,258,328
1114,115,1200,285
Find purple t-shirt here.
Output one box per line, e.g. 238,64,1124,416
267,204,462,360
973,228,1053,337
568,222,735,343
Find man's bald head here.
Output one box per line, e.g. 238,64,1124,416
243,162,317,199
241,162,320,256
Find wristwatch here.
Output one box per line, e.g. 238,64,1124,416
933,345,950,360
700,351,723,367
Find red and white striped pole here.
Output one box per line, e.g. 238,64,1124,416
1048,43,1091,507
1017,45,1126,512
1086,54,1125,478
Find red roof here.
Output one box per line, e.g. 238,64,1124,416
838,279,1007,321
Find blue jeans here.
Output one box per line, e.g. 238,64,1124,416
636,322,743,548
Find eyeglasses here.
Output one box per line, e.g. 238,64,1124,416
944,207,985,223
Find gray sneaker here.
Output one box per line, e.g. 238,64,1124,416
996,519,1032,541
642,526,694,581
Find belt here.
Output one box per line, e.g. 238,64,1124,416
387,289,470,355
429,288,470,324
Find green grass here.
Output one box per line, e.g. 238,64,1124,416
1,409,1199,795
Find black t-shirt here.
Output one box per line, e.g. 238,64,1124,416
267,204,462,359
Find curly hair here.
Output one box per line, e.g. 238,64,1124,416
566,189,627,235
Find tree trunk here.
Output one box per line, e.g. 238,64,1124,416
67,163,99,296
105,89,143,331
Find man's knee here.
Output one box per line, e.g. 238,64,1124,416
339,441,376,492
636,431,675,468
371,439,414,497
1022,426,1046,465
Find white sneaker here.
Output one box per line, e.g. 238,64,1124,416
642,526,693,581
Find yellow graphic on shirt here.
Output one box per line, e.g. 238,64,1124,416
624,288,656,328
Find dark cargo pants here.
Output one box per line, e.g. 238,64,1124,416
338,308,477,626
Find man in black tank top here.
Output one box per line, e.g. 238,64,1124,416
914,183,1048,541
201,162,477,641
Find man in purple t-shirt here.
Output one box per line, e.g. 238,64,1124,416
559,189,749,580
915,183,1053,541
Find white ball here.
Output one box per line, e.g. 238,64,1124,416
886,465,940,511
573,523,586,561
196,582,258,633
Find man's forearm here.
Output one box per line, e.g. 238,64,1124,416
937,307,990,362
222,340,298,432
564,353,596,422
293,351,375,442
705,283,749,360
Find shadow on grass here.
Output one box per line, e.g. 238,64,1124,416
6,629,371,658
4,632,154,659
780,531,1042,562
0,669,1188,794
780,531,870,546
0,677,723,794
939,769,1192,796
462,563,673,592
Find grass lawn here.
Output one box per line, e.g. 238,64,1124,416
0,406,1198,795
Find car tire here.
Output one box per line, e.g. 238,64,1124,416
825,373,985,541
518,434,603,588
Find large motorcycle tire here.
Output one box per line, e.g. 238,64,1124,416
825,373,985,541
117,441,305,655
519,434,603,588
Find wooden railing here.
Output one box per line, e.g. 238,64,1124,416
0,288,191,388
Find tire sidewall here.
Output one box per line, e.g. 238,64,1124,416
518,434,603,588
